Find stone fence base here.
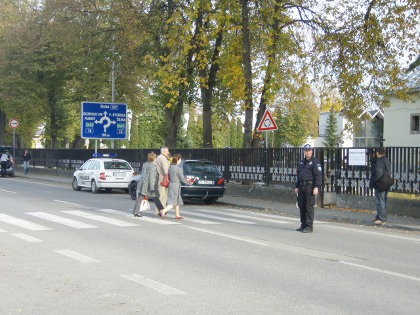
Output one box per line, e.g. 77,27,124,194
225,183,419,219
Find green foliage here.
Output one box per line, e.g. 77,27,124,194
0,0,418,150
275,109,309,147
322,109,342,148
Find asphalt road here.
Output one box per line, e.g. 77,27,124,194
1,177,420,314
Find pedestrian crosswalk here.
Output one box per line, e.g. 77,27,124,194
28,212,98,229
0,213,52,231
0,206,298,235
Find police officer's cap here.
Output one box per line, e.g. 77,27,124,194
303,144,312,151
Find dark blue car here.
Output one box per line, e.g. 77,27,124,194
128,159,225,204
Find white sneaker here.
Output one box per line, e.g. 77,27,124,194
374,219,385,225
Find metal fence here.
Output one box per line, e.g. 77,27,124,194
13,147,420,196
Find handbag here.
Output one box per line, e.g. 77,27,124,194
139,197,150,211
160,173,170,188
376,172,394,192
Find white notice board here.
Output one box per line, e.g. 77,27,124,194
348,149,366,166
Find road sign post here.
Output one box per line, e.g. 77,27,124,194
9,119,19,157
257,110,278,186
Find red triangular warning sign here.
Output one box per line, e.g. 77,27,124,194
257,110,278,132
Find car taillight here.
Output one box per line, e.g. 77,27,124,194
217,178,225,185
100,172,106,180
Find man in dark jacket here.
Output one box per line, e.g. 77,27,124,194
295,144,322,233
370,147,391,225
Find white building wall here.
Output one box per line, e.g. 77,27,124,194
384,94,420,147
314,112,353,148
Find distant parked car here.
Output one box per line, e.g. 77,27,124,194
72,154,135,193
128,159,225,204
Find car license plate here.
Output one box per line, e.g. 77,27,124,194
113,172,125,177
198,180,213,185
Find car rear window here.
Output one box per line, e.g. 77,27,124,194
104,161,131,170
184,162,221,175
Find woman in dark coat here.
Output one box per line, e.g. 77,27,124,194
161,154,192,220
133,152,163,217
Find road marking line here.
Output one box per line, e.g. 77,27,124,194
324,225,420,242
121,274,186,295
191,208,290,224
181,210,255,225
55,250,100,263
0,214,52,231
28,212,97,229
98,209,179,225
221,208,329,224
339,261,420,282
0,189,16,194
53,200,83,206
11,233,43,243
100,209,133,217
271,243,363,262
186,226,268,246
135,216,180,225
182,217,221,225
62,210,139,227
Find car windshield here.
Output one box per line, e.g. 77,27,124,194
104,161,131,170
185,163,220,176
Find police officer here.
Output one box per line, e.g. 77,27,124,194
1,150,10,177
294,144,322,233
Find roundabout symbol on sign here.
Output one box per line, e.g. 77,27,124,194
9,118,19,129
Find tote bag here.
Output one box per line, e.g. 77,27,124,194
139,199,150,211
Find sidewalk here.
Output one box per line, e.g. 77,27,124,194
11,169,420,234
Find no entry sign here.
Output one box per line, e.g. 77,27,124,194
9,118,19,129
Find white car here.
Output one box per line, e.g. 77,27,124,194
72,154,135,193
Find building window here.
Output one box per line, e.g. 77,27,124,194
411,114,420,134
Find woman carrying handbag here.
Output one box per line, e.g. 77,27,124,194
160,154,193,220
133,152,164,217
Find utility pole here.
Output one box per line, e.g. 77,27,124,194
111,61,116,149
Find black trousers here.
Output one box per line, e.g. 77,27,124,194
297,185,316,228
1,161,7,177
133,195,164,215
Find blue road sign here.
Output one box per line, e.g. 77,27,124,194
81,102,127,139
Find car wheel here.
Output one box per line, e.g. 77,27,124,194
204,198,217,205
91,180,99,193
129,183,137,200
72,177,81,191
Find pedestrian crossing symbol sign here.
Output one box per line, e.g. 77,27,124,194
257,110,278,132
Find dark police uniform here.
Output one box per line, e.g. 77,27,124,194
295,148,322,232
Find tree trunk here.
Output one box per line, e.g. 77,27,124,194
164,98,183,148
48,88,58,149
241,0,253,149
0,109,5,144
251,0,280,148
201,27,223,149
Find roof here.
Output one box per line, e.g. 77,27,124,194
358,109,384,119
401,65,420,92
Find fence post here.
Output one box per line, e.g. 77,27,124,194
224,148,230,183
318,148,324,208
